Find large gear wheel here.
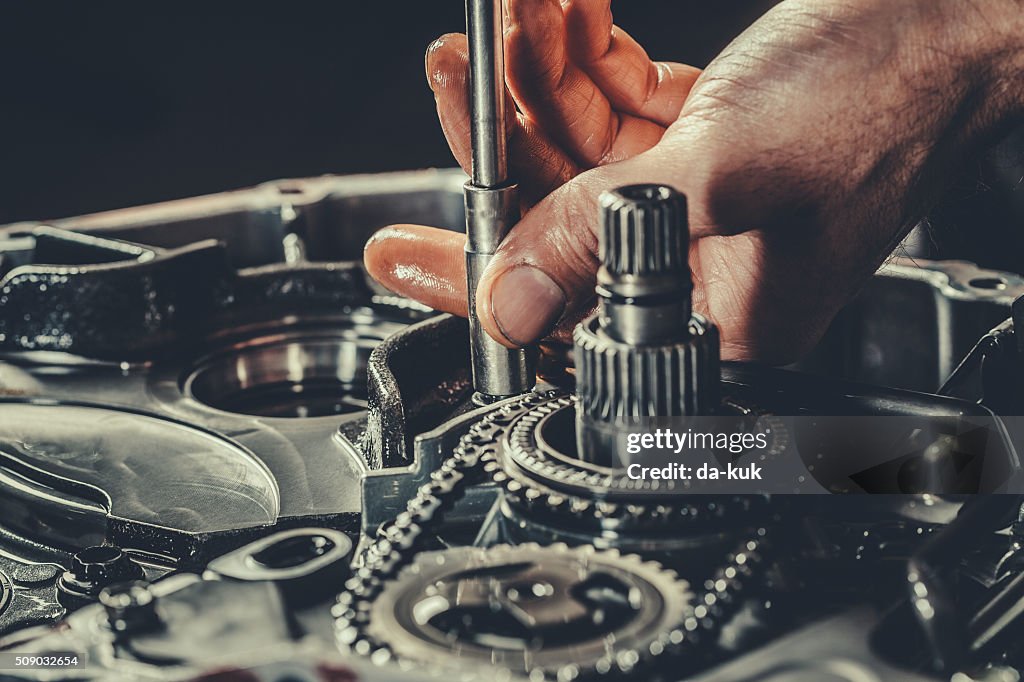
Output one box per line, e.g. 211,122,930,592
363,543,696,680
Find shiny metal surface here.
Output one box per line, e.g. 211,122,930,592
597,184,694,344
465,249,536,399
797,257,1024,392
184,315,406,419
0,169,1021,680
465,0,507,188
575,185,719,464
363,544,694,679
463,0,533,399
0,172,472,564
0,402,280,537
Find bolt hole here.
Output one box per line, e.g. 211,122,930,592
969,277,1008,291
78,545,123,564
252,534,335,569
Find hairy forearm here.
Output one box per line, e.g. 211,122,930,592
945,0,1024,127
992,1,1024,119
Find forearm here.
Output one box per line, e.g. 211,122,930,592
945,0,1024,129
993,2,1024,120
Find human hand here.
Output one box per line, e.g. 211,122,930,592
365,0,1024,363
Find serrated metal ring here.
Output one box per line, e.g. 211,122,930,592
364,543,696,680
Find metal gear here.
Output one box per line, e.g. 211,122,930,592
362,543,696,681
481,393,771,536
574,185,721,444
335,391,770,678
575,314,720,423
335,392,563,664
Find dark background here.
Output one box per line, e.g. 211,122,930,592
0,1,775,224
1,1,1021,273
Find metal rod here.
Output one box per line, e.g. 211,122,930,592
466,0,508,188
463,0,535,400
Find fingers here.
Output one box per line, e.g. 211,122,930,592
425,34,478,175
562,0,701,127
504,0,665,167
363,154,679,350
511,116,580,202
362,189,601,348
474,161,643,347
426,1,698,196
426,33,580,204
362,216,595,347
363,225,468,316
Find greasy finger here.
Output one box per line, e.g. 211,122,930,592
363,224,468,316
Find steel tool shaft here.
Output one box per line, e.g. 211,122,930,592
464,0,534,399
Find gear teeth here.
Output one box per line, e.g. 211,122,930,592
359,544,695,679
487,392,768,532
339,390,771,680
600,184,689,277
574,314,720,420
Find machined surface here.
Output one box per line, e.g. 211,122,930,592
465,0,508,188
462,0,533,399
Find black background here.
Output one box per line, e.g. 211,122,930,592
0,1,775,224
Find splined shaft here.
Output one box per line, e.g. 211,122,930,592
574,185,720,460
596,185,694,346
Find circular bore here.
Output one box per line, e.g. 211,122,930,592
183,321,403,418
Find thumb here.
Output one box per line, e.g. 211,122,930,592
476,159,650,347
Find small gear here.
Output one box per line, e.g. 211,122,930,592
574,184,720,444
362,543,697,680
574,314,720,423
